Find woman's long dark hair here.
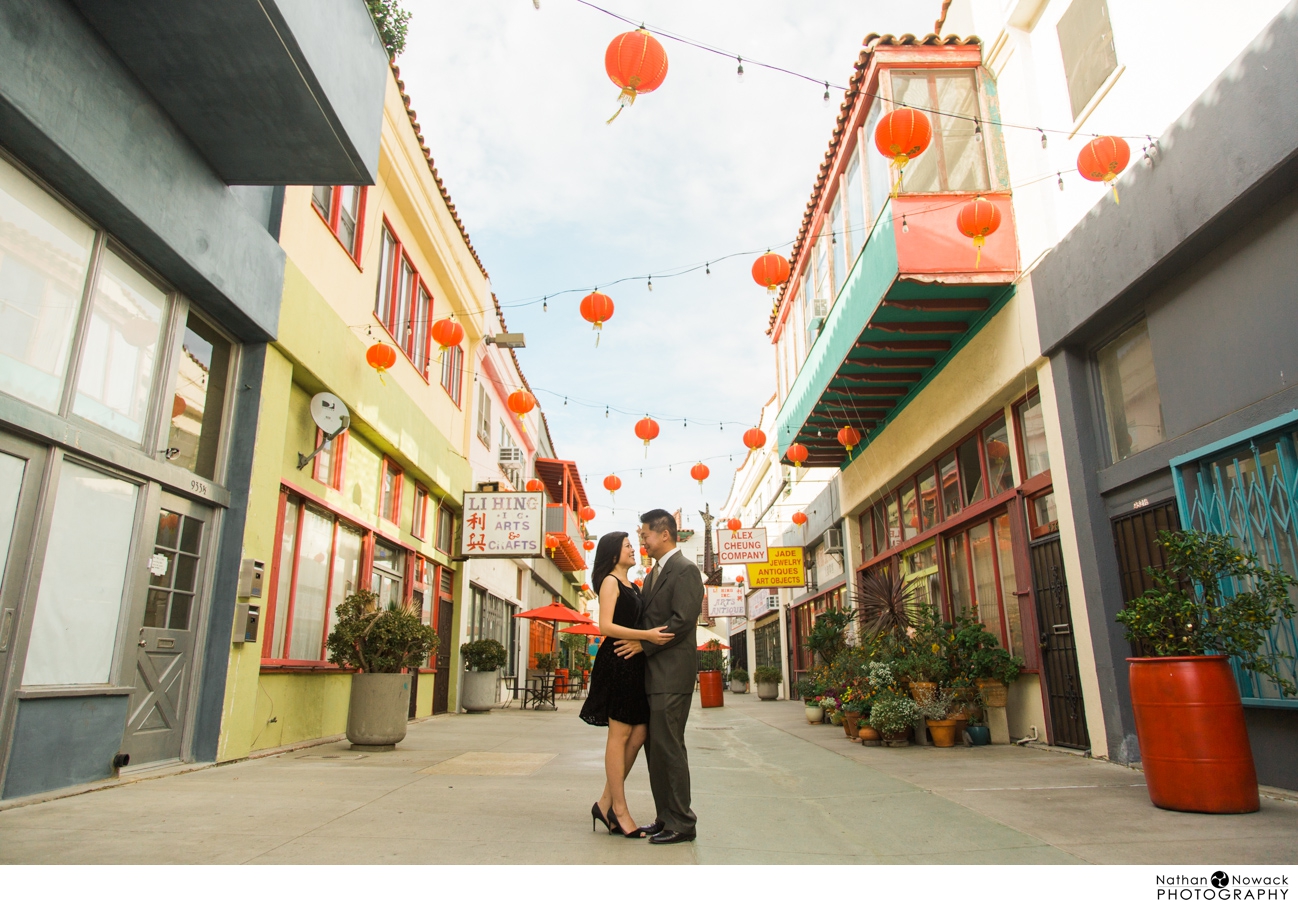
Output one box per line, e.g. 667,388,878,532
590,532,629,596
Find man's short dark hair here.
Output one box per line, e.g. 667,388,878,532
639,509,678,542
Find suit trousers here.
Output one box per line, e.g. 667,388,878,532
647,691,696,834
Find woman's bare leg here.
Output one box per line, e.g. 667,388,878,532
624,723,647,776
605,719,638,832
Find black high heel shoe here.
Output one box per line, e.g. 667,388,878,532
607,809,646,838
591,802,610,832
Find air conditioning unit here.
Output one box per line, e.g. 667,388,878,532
497,446,525,467
822,527,843,554
811,297,831,320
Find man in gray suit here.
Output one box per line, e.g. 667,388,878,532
614,508,702,844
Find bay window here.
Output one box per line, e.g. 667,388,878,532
829,195,845,299
844,149,865,262
890,69,989,193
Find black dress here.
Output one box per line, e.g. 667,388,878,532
580,577,650,727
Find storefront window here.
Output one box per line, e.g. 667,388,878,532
885,496,901,549
945,517,1019,650
903,541,941,612
860,511,875,561
286,507,332,661
983,416,1015,496
968,523,1001,644
918,468,939,531
890,69,989,193
372,537,405,609
0,155,96,414
900,483,919,541
1098,319,1165,462
1017,390,1050,478
939,451,960,519
994,514,1023,656
328,524,364,634
957,436,984,506
166,310,230,479
945,533,971,618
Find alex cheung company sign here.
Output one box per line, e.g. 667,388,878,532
460,491,545,558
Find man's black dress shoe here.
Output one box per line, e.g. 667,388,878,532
649,829,696,845
637,821,665,836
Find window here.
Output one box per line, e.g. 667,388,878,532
470,585,519,675
918,467,939,531
375,226,398,326
411,285,431,377
1057,0,1118,121
440,342,463,405
373,222,432,376
900,483,918,541
476,382,492,447
1029,490,1058,537
266,493,365,662
311,427,346,491
902,540,941,611
814,233,830,308
412,484,429,538
864,99,891,224
844,149,865,263
982,416,1015,496
957,435,985,506
167,310,231,480
939,451,960,520
0,154,96,414
380,459,402,524
884,496,901,549
312,185,366,260
371,537,406,609
829,195,845,300
1016,390,1051,479
1097,319,1164,462
436,504,454,554
394,257,414,359
859,511,876,561
890,70,989,193
944,515,1022,656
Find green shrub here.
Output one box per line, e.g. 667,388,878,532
753,664,783,684
729,667,749,684
326,590,439,673
366,0,411,58
806,607,851,665
533,651,559,672
795,676,819,702
699,640,726,673
460,638,508,672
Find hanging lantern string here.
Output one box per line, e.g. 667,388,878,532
530,386,753,430
572,0,1157,143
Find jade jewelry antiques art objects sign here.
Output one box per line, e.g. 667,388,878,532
460,491,545,558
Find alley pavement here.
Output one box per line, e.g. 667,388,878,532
0,694,1295,864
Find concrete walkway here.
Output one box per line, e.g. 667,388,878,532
0,695,1294,864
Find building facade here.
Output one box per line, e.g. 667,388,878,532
0,0,387,799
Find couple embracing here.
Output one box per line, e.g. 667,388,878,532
579,509,702,844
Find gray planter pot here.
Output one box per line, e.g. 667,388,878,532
347,673,410,750
756,681,779,700
730,680,748,693
461,668,499,712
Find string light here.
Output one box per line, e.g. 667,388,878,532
736,56,744,81
1058,172,1065,191
542,295,547,312
974,119,983,143
1038,128,1047,149
705,262,710,275
647,275,653,291
823,81,831,105
901,214,909,234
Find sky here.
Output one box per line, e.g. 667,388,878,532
398,0,939,543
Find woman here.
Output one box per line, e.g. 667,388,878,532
579,531,672,837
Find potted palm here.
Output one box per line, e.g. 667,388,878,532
698,640,726,708
729,666,750,694
460,638,508,712
1116,530,1296,814
754,664,782,700
326,591,439,749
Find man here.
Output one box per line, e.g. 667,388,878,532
614,508,702,844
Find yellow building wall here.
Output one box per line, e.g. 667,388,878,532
249,673,354,753
414,672,435,718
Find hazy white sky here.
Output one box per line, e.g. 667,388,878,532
398,0,941,540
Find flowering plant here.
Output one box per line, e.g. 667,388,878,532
867,691,919,737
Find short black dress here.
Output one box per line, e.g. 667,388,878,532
580,578,650,727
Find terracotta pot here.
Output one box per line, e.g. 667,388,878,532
1128,655,1259,814
805,704,824,724
926,718,959,747
843,711,861,739
699,670,725,708
858,725,881,746
975,678,1008,708
908,681,937,706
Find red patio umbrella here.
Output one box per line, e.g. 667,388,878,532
697,642,731,650
516,602,593,624
560,625,603,636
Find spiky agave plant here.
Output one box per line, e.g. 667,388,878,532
854,564,922,641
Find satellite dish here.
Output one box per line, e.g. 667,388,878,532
309,392,350,436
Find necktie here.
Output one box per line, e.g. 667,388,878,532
645,567,657,594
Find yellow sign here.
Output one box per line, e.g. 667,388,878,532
745,546,805,589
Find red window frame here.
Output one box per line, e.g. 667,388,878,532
940,512,1021,655
440,343,464,407
310,427,348,491
412,484,429,539
435,504,454,554
379,457,403,525
372,218,435,381
311,185,367,265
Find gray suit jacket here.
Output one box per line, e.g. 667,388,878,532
637,549,704,695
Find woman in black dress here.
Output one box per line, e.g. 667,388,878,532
580,531,673,837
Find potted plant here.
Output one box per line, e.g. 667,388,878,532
819,694,843,725
868,691,919,746
729,666,750,694
806,606,851,665
797,677,823,723
918,689,959,747
841,689,867,739
754,664,782,700
460,638,508,712
533,650,559,672
965,710,991,746
326,591,439,749
1116,530,1297,814
698,640,726,708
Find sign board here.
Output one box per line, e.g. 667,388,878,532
745,546,806,589
705,585,746,617
460,491,545,558
716,527,769,564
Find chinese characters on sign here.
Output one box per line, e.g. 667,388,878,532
459,491,545,558
705,585,747,617
716,527,769,564
745,546,806,589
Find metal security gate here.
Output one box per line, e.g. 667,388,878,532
728,630,748,673
1029,535,1090,750
1111,501,1182,657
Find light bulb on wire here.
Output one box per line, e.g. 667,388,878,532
647,276,653,292
823,82,831,105
1039,128,1048,149
736,56,744,81
1057,172,1065,191
974,119,983,143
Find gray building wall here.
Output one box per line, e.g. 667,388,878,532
1033,3,1298,787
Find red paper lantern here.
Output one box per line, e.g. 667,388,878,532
955,196,1002,269
838,425,862,453
605,30,669,122
726,518,742,532
603,474,622,500
545,533,561,551
874,107,933,193
735,575,745,585
579,506,596,522
579,291,615,346
526,478,544,493
581,583,591,591
786,442,809,468
634,417,660,454
366,342,397,380
507,390,536,435
743,427,767,451
1077,135,1131,203
639,546,648,557
689,462,710,490
583,540,596,552
986,438,1010,460
751,252,791,294
430,318,464,349
792,511,808,526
